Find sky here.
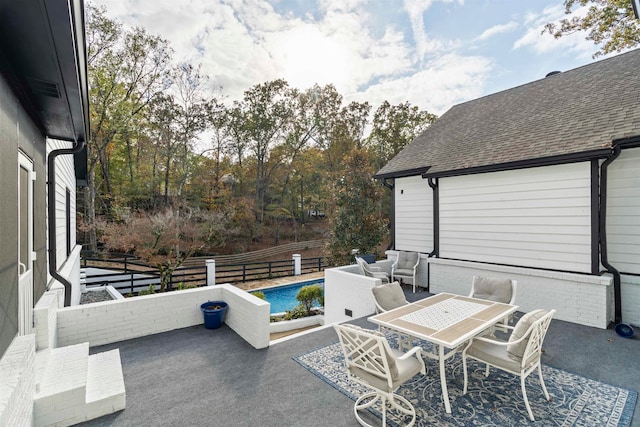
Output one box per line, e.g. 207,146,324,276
91,0,618,117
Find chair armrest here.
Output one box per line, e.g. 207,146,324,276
471,327,527,347
368,265,383,272
397,346,422,360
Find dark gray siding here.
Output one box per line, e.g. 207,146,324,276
0,72,47,356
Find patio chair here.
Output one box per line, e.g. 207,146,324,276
356,256,389,283
371,282,413,350
469,276,517,330
391,252,420,293
462,309,556,421
334,323,426,427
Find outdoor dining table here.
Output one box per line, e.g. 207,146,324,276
368,292,518,414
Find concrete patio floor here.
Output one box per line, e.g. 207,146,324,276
78,284,639,427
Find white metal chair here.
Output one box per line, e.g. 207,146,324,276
371,281,408,314
334,323,426,427
469,276,517,329
391,252,420,292
462,309,555,421
371,282,413,350
356,256,389,283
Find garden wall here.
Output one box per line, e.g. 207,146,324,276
35,284,271,350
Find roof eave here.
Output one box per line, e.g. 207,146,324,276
422,149,613,179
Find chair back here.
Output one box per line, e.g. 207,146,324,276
334,324,397,392
356,257,374,277
371,282,407,313
505,309,555,368
470,276,517,305
396,251,419,269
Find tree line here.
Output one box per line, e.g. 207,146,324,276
83,4,436,263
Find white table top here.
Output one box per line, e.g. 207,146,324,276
369,293,518,348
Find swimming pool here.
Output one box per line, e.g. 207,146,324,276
253,279,324,314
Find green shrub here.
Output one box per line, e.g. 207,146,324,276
253,291,266,300
296,285,323,316
283,305,308,320
138,284,156,295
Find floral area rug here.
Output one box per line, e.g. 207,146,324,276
294,338,637,427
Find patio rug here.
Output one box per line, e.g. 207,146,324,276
294,339,637,427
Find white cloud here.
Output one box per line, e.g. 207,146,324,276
513,5,593,58
476,21,518,42
352,54,493,116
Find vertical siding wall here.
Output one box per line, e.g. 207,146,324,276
607,147,640,326
439,163,593,272
394,176,433,252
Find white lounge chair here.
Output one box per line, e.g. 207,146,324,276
391,252,420,292
462,309,555,421
356,256,389,283
334,323,426,427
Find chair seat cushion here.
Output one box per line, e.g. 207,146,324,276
467,339,521,373
472,276,512,303
393,268,414,277
507,309,548,360
372,282,406,311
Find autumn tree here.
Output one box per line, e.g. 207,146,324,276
100,207,237,291
367,101,436,170
543,0,640,57
324,149,388,266
85,4,173,250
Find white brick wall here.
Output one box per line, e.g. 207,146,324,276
324,265,382,325
0,335,35,427
55,284,270,349
33,291,60,351
428,258,613,328
621,274,640,327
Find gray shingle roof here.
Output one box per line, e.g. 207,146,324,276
375,49,640,178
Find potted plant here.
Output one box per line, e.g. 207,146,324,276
200,301,228,329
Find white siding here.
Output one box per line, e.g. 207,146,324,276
607,147,640,275
394,175,433,253
46,139,77,270
439,163,593,272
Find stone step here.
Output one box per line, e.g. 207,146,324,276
33,343,126,427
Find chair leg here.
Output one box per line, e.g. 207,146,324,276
353,391,416,427
521,375,535,421
537,364,550,401
462,354,469,394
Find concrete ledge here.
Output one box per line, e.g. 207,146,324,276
269,315,324,333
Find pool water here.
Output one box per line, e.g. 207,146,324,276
253,279,324,314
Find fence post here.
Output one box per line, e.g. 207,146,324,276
293,254,301,276
206,259,216,286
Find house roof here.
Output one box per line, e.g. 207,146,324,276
0,0,89,144
375,49,640,179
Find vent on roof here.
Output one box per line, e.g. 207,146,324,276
26,77,61,98
545,71,562,77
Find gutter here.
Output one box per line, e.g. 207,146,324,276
381,178,395,250
48,139,86,306
599,144,622,324
427,177,439,258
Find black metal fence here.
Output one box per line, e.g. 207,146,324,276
82,255,326,296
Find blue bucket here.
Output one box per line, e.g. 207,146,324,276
614,323,634,338
201,301,228,329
